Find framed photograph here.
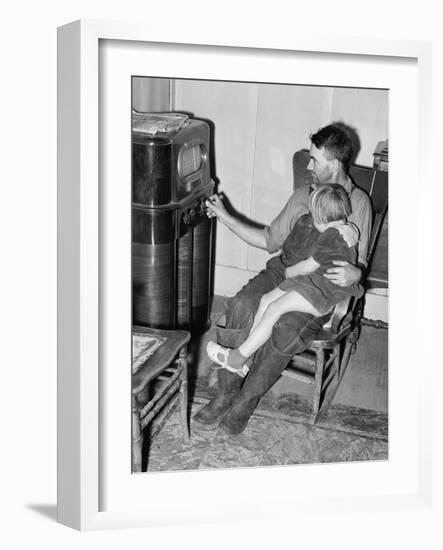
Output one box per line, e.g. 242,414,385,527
57,19,433,530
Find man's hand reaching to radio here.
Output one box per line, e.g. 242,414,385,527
205,194,229,223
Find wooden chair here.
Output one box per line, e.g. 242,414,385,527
132,326,191,472
281,150,388,424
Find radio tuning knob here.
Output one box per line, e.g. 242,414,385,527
199,197,207,214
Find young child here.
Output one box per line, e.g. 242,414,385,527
207,183,364,377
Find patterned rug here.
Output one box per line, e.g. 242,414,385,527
144,378,388,472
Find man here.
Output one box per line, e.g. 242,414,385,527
193,123,372,435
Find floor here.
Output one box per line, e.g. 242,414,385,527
145,381,388,472
142,296,389,473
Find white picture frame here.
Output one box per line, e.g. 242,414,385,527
57,19,434,531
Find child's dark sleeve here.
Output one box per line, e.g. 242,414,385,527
311,229,347,267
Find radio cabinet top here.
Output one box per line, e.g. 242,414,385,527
133,114,211,207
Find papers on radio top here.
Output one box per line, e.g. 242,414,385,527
132,111,189,135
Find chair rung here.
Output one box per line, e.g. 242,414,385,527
282,368,315,384
290,354,316,373
140,379,181,428
139,370,181,418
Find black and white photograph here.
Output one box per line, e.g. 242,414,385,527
131,76,389,473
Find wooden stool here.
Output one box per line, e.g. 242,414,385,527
132,326,191,473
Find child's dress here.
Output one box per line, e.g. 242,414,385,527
278,214,364,314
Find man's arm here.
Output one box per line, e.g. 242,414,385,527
205,195,267,250
323,260,362,286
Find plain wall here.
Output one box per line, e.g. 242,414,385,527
132,77,171,112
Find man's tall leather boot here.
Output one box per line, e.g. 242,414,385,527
219,342,289,435
192,367,243,428
193,312,249,428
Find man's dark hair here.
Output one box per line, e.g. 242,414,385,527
310,123,354,174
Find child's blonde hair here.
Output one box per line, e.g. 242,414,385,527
309,183,352,225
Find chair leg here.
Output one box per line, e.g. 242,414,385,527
132,401,143,473
315,339,354,423
339,339,353,382
309,347,325,424
178,345,190,440
350,299,364,354
350,326,359,355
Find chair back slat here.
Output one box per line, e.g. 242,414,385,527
368,211,385,264
349,164,388,269
349,165,388,217
292,150,314,191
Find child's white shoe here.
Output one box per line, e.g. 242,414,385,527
206,341,249,378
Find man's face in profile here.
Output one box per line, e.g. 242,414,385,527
307,144,336,185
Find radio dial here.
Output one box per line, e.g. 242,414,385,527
199,197,207,215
